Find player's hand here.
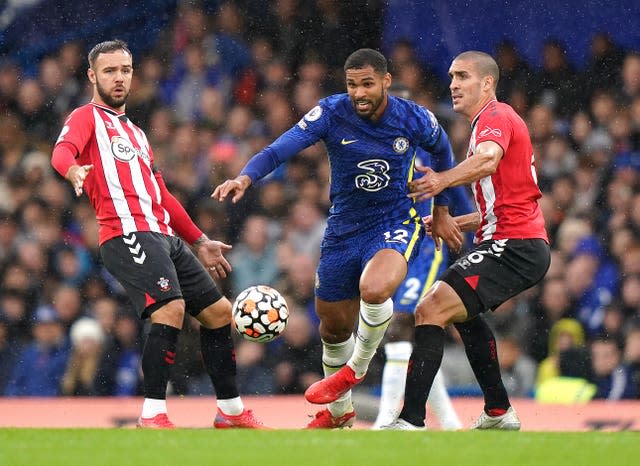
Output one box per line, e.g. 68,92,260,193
422,215,433,237
211,175,252,204
65,164,93,197
408,166,447,202
195,238,233,279
431,206,463,253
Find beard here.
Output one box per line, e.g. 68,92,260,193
351,92,384,120
96,79,129,109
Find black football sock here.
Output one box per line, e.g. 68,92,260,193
200,324,239,399
142,323,180,399
454,316,510,413
399,324,445,427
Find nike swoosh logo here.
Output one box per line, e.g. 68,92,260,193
341,138,358,145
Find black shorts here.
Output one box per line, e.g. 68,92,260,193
440,238,550,318
100,232,223,319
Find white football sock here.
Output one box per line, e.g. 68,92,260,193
348,299,394,378
372,341,412,429
429,369,462,430
217,396,244,416
322,336,355,417
141,398,167,418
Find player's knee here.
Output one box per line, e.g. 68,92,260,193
415,291,450,326
197,297,232,328
359,282,392,304
151,298,186,327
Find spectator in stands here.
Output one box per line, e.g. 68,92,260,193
604,302,626,336
583,32,625,98
620,274,640,317
618,52,640,103
566,236,618,337
0,112,31,176
51,284,84,331
228,214,281,297
60,317,106,395
276,254,317,319
0,314,22,394
15,79,57,145
164,43,228,123
494,40,531,103
88,296,119,337
497,335,537,398
623,320,640,396
277,199,326,263
271,309,323,394
38,56,80,122
531,38,580,117
0,289,30,344
536,318,585,388
535,346,596,404
95,311,143,396
4,305,70,396
0,211,19,264
234,340,274,395
590,335,637,400
0,59,20,115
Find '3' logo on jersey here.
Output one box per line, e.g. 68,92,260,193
355,159,390,192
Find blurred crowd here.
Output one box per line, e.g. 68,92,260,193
0,1,639,403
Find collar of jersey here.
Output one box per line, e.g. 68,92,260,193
470,99,497,131
90,101,126,118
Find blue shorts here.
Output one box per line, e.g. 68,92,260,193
393,240,448,313
315,219,423,302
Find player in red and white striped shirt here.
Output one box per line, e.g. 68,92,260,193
383,51,551,430
51,40,264,429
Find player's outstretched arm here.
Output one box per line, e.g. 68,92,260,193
409,141,502,202
51,142,93,197
211,175,252,204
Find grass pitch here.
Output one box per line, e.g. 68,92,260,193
0,429,637,466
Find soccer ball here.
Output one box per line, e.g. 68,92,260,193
232,285,289,343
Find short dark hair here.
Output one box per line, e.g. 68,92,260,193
88,39,131,69
454,50,500,90
343,48,387,74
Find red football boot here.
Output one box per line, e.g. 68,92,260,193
304,366,363,404
305,409,356,429
136,413,176,429
213,408,269,429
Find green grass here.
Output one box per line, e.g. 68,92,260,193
0,429,638,466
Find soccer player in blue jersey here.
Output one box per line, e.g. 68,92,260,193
213,48,462,428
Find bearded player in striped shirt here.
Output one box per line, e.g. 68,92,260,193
51,40,264,429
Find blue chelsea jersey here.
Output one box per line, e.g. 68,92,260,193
240,93,454,238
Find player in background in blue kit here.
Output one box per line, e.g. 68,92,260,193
371,84,474,430
213,48,463,428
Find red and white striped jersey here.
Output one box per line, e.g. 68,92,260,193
466,100,548,244
55,102,174,244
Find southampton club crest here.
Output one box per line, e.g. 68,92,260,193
393,137,409,154
157,277,171,292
